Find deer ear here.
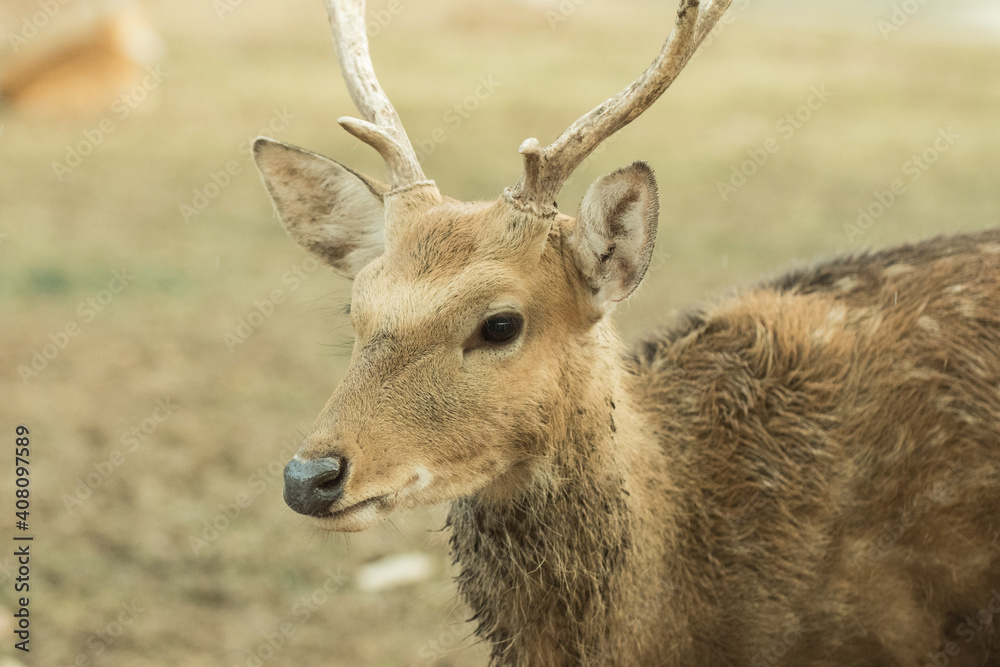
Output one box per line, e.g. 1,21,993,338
252,137,389,279
569,161,659,311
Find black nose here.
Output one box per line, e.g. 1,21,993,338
283,456,347,517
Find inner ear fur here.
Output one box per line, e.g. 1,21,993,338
252,137,389,279
569,161,659,311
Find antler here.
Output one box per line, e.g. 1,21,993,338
506,0,733,213
324,0,429,190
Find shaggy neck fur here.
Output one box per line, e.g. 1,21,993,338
447,320,683,666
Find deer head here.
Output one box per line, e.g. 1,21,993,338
253,0,732,531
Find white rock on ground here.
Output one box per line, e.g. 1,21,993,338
355,551,436,593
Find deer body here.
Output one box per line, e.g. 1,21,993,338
448,229,1000,665
250,0,1000,663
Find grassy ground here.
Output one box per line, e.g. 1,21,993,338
0,0,998,664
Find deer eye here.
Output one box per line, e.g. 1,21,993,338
480,314,523,346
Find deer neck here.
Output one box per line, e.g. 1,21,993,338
448,319,681,664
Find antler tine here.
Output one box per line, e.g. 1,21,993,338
692,0,733,46
323,0,429,190
507,0,733,213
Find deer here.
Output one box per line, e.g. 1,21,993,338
0,1,162,116
251,0,1000,664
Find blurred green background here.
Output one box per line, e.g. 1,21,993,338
0,0,997,664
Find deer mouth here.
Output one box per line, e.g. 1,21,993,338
320,495,385,521
312,496,386,532
314,474,424,531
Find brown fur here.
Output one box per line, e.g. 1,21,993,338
449,229,1000,666
253,137,1000,665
